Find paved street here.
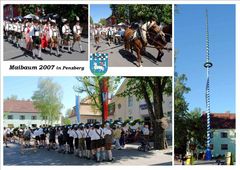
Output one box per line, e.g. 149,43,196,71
174,159,225,165
4,143,172,165
4,38,88,61
90,38,172,67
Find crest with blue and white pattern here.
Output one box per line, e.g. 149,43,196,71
90,53,108,76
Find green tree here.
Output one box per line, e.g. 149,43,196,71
32,78,63,125
99,18,107,26
90,16,93,24
174,73,191,156
74,77,121,122
118,77,172,150
110,4,172,24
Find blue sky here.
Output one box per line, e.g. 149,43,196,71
4,77,86,116
90,4,112,23
175,4,236,113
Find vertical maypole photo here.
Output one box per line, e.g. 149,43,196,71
204,9,213,161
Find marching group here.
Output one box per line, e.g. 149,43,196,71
3,16,85,59
3,122,151,162
91,25,126,47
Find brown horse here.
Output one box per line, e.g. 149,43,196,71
124,27,144,67
124,22,169,66
147,23,169,62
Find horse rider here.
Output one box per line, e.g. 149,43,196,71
72,16,84,53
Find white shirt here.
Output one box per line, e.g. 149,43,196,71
85,129,92,138
62,25,70,35
68,129,75,137
38,128,43,135
49,27,59,37
103,127,112,136
90,128,103,140
142,127,150,135
72,130,79,139
79,130,86,138
73,25,81,34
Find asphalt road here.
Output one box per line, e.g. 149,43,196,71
4,38,88,61
4,143,172,166
90,37,172,67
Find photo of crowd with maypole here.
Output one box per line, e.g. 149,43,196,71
3,4,88,61
90,4,172,67
3,76,172,165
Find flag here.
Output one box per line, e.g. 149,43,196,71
102,78,108,121
75,95,80,123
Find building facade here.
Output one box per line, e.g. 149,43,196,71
108,79,172,138
69,98,102,124
208,113,236,157
3,99,60,128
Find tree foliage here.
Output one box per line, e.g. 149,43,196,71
74,77,121,118
16,4,88,23
32,78,63,125
109,4,172,24
118,77,172,149
99,18,107,26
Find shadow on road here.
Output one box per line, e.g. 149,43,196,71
4,144,171,166
118,49,138,67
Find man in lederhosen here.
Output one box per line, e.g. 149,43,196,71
67,125,74,154
72,124,79,156
85,123,92,159
49,19,61,57
103,122,114,161
30,17,42,58
15,18,24,48
61,19,72,54
78,123,86,158
90,122,104,162
72,16,84,53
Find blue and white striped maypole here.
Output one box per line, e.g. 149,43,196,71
204,9,212,160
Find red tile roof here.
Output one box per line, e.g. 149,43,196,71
4,100,39,113
202,112,235,129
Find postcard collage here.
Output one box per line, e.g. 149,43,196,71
0,0,239,169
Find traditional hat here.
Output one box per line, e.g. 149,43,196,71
76,16,80,22
62,18,68,23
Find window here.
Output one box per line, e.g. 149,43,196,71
7,115,13,119
221,144,228,150
221,132,228,138
210,144,214,150
20,115,25,120
128,96,133,107
31,116,37,120
87,119,96,124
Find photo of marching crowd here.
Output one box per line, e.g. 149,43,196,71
3,4,88,61
90,4,172,67
3,76,172,165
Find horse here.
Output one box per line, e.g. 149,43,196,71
161,23,172,42
124,22,168,66
124,27,144,67
146,23,169,62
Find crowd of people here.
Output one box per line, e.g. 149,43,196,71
3,15,85,59
3,121,151,162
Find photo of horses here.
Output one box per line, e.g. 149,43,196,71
90,4,172,67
